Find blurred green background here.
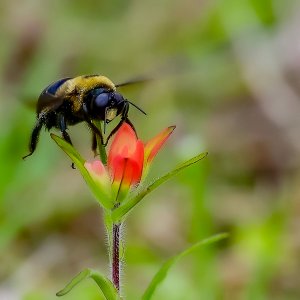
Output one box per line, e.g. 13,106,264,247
1,0,300,299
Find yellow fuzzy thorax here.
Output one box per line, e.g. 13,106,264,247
57,75,116,95
56,75,116,112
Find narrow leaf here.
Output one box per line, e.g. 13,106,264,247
56,268,121,300
112,152,208,222
51,134,113,209
142,233,228,300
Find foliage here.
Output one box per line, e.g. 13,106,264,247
0,0,298,299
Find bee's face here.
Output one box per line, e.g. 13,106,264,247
84,88,126,122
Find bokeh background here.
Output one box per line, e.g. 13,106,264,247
1,0,300,299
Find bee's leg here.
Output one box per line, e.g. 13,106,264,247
22,115,44,159
58,114,75,169
103,120,122,146
58,114,73,146
104,102,136,146
82,103,104,148
62,131,73,146
84,118,104,147
123,118,136,133
103,118,136,146
91,131,98,157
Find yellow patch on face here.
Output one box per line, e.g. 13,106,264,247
106,108,118,122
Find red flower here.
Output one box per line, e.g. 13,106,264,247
85,123,175,202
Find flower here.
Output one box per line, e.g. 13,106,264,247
84,123,175,203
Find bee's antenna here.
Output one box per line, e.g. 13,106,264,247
127,100,147,115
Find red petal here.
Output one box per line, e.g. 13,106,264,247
108,123,144,200
85,160,106,176
144,126,175,166
108,123,138,170
111,140,144,186
84,160,111,191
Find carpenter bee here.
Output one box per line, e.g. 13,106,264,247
23,75,146,159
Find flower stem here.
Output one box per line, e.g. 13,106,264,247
112,223,121,292
94,120,107,165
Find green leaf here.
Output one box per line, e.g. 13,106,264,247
51,134,113,209
112,152,208,222
142,233,228,300
56,268,121,300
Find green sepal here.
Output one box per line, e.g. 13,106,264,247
112,151,208,222
56,268,121,300
141,233,228,300
51,134,113,209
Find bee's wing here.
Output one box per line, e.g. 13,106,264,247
36,92,64,113
34,77,72,114
115,76,153,88
115,58,187,88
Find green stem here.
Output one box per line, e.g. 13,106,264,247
95,120,107,165
94,121,121,294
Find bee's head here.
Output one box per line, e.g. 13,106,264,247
84,87,146,134
84,88,126,122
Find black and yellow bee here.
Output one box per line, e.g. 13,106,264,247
23,75,146,159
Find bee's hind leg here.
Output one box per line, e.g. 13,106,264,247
22,116,44,160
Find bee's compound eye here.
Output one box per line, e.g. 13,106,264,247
95,93,109,108
113,92,123,103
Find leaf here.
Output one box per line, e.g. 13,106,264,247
112,152,208,222
51,134,113,209
141,233,228,300
56,268,121,300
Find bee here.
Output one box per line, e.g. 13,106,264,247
23,75,146,159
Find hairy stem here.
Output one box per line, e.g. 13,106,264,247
112,223,121,292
